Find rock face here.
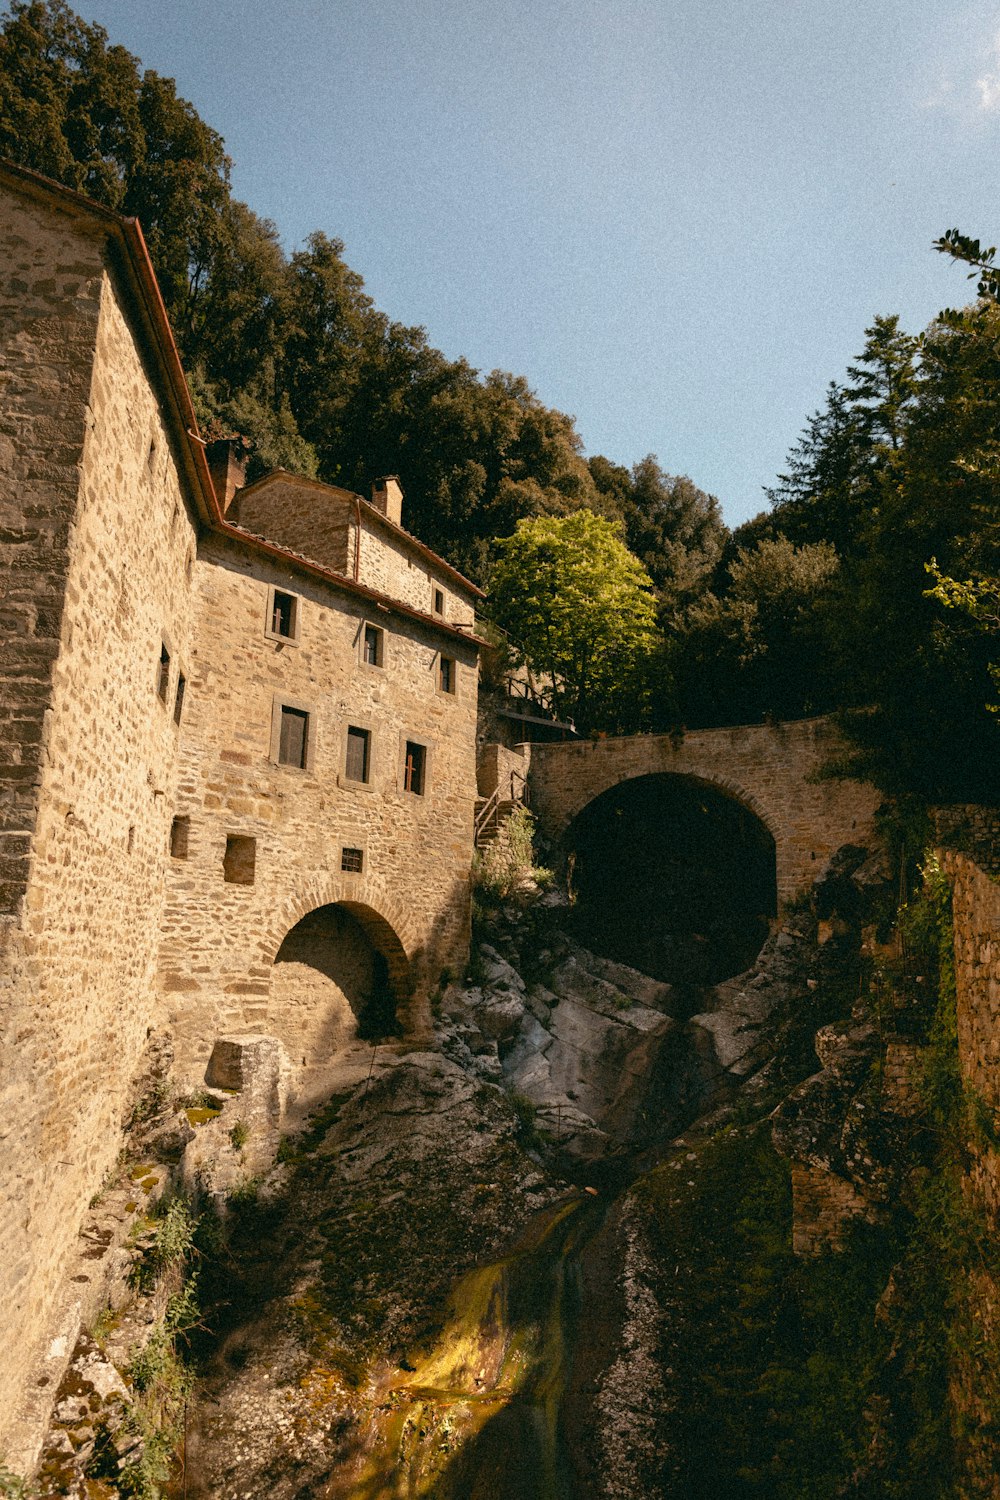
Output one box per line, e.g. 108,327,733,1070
434,931,681,1160
184,1050,562,1500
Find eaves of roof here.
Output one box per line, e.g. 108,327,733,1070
218,522,488,648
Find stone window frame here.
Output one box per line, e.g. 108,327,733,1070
437,651,458,697
264,583,302,646
358,617,387,671
431,586,446,618
399,731,433,797
340,842,367,875
269,693,317,773
339,719,376,793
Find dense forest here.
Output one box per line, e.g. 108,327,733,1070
4,0,1000,797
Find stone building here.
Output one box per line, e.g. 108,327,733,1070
0,158,482,1455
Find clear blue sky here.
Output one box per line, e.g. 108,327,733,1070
73,0,1000,527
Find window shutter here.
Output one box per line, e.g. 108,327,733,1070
279,707,308,768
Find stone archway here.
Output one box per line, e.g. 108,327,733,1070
565,772,778,985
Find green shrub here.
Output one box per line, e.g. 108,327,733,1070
473,806,548,903
128,1195,198,1291
0,1463,28,1499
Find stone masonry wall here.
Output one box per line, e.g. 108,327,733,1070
527,718,881,903
230,474,353,575
156,532,478,1091
0,187,105,919
230,474,477,626
476,741,530,800
356,508,472,623
271,906,381,1107
0,258,199,1463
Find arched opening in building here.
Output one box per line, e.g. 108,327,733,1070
566,774,777,985
270,903,406,1078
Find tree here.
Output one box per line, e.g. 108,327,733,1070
674,537,840,726
590,454,727,615
489,510,659,733
767,318,919,562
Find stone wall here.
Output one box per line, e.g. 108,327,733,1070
0,186,105,918
156,532,479,1091
934,805,1000,876
0,250,199,1461
526,718,881,902
230,473,353,575
271,906,382,1106
230,473,478,624
476,741,530,800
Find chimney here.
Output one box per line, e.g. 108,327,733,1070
206,435,251,514
371,475,403,527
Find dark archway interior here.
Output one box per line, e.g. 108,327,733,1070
567,775,777,985
274,903,399,1042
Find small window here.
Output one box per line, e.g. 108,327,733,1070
404,740,426,796
433,588,444,616
223,834,256,885
173,673,186,726
345,726,371,783
157,643,170,702
341,847,364,874
271,589,297,639
278,706,309,768
363,623,383,667
439,656,455,694
170,815,190,859
270,697,314,770
265,585,300,644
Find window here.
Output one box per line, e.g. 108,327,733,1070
439,655,455,694
224,834,256,885
157,643,170,702
404,740,426,796
170,815,190,859
363,623,383,667
278,706,309,768
265,585,300,644
271,589,296,638
345,725,371,783
432,587,444,616
270,696,315,770
173,673,186,726
341,846,364,873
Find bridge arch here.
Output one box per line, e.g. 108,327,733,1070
564,771,778,984
526,718,881,905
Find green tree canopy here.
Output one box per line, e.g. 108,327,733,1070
675,537,840,727
489,510,660,733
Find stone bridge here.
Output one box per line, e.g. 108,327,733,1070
522,717,881,904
